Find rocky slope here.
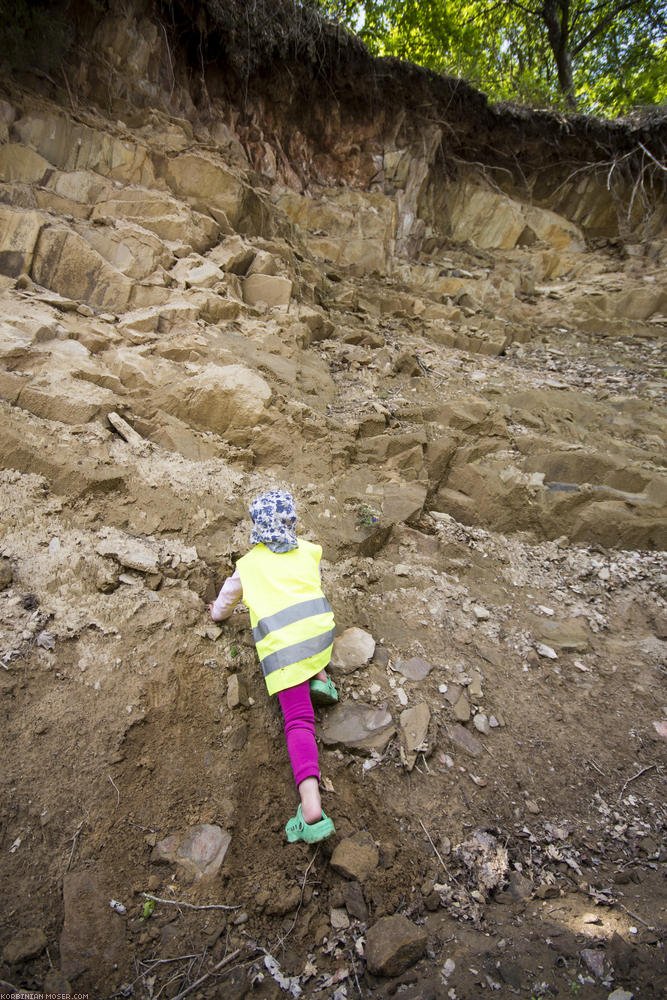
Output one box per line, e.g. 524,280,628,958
0,4,665,999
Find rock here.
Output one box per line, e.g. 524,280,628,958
343,881,368,922
243,273,292,307
227,674,249,709
330,627,375,674
400,702,430,770
330,907,350,930
0,557,13,589
318,702,395,753
394,656,432,681
581,948,605,978
498,963,522,989
608,932,636,976
1,927,47,964
176,824,231,879
180,363,272,435
473,713,490,735
452,693,471,722
31,225,134,309
535,643,558,659
42,971,72,995
96,534,159,574
153,825,231,880
0,205,47,277
536,618,591,652
365,914,427,977
607,991,633,1000
525,799,540,814
652,720,667,739
448,724,482,757
330,831,379,881
468,670,483,697
60,871,128,981
472,604,490,621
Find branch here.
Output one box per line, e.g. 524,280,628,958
572,0,642,53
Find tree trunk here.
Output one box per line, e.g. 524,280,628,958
542,0,577,108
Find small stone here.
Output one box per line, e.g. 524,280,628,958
1,927,47,963
227,674,249,709
397,688,408,707
399,702,430,771
395,564,410,576
535,643,558,659
206,625,222,641
330,907,350,930
330,627,375,674
525,799,540,814
318,702,395,753
175,825,231,879
448,724,482,757
652,720,667,739
452,693,471,722
498,963,522,989
343,881,368,922
331,832,379,882
0,558,13,590
581,948,605,979
468,671,483,697
394,656,432,681
607,990,633,1000
472,605,490,621
365,915,427,977
473,713,490,735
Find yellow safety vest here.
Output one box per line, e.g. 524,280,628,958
236,538,335,696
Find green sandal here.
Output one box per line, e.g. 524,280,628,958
285,805,335,844
309,676,339,706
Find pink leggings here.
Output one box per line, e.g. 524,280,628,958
277,680,319,787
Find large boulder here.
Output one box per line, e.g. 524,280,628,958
30,225,134,309
180,363,272,434
0,205,46,277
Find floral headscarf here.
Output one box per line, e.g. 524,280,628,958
249,490,298,553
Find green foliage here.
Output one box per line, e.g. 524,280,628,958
355,503,380,529
230,645,239,658
141,897,155,920
0,0,74,73
315,1,667,116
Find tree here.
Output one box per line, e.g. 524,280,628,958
314,0,667,115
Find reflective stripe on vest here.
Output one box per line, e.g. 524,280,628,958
260,626,335,677
252,596,332,644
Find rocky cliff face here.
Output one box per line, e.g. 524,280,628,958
0,4,665,998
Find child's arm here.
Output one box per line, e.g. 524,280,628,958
209,568,243,621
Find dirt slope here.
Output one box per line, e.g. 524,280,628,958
0,4,665,998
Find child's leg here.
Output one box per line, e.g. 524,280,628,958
277,681,323,824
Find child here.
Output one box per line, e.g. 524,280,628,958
209,489,338,844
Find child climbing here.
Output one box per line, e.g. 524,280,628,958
209,489,338,844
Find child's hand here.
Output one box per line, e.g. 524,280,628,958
208,603,221,622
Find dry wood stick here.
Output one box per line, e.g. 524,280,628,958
142,892,240,911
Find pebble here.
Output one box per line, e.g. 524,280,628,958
330,907,350,930
227,674,249,709
453,692,471,722
473,713,490,735
536,643,558,659
472,604,490,621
